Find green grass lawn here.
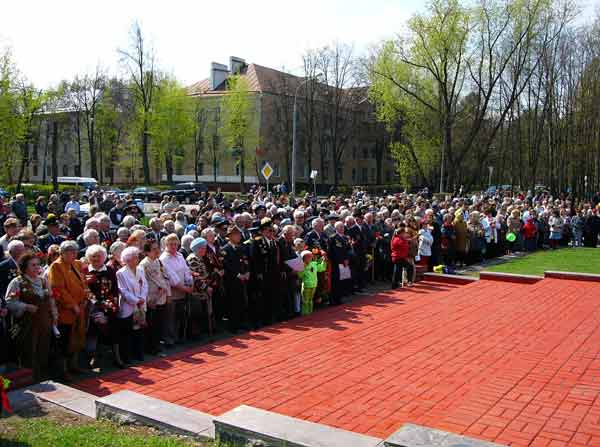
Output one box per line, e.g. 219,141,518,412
484,248,600,276
0,418,200,447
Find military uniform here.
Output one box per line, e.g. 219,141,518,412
222,240,248,332
186,253,213,336
38,233,66,254
328,233,352,304
346,224,366,290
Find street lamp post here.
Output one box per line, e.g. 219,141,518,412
292,75,320,196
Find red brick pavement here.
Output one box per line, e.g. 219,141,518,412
77,279,600,446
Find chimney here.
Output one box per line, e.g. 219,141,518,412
229,56,246,75
209,62,229,90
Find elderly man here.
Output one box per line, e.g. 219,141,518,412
38,215,66,253
79,229,100,258
0,240,26,297
278,224,298,318
11,194,28,226
148,218,167,243
328,221,352,305
96,214,114,244
304,218,328,251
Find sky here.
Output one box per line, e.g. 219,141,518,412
1,0,598,89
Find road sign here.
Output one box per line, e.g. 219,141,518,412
261,162,274,180
310,170,318,179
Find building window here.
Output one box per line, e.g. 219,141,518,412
32,165,38,177
362,167,368,183
214,161,220,175
362,148,368,159
75,165,81,176
46,165,51,176
63,165,68,176
371,168,376,183
323,166,329,180
352,147,357,160
139,168,144,179
352,168,356,183
370,148,376,159
32,143,38,161
235,162,240,176
63,142,68,154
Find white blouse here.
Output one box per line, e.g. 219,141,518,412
116,265,148,318
159,251,192,300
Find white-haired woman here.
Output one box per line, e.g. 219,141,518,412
121,215,136,229
116,227,130,243
107,241,126,271
180,234,194,259
83,244,122,368
116,246,147,364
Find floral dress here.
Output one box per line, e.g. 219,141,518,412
83,265,119,342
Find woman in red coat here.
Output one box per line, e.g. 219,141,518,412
391,224,414,288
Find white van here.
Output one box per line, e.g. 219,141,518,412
57,177,98,190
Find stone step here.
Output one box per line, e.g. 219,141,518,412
95,390,214,439
10,380,97,417
214,404,383,447
384,423,506,447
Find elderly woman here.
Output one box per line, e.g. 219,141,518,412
116,247,148,363
121,215,137,229
160,234,192,346
186,238,214,337
48,240,87,379
107,241,126,271
116,227,130,243
467,211,486,263
43,244,61,279
140,239,171,356
83,244,122,368
80,229,100,258
180,234,194,259
5,252,57,381
201,227,225,321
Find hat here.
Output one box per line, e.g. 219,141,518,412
226,225,241,236
44,215,59,226
301,250,313,260
185,224,198,234
211,216,228,227
326,213,339,220
259,217,273,230
190,237,207,251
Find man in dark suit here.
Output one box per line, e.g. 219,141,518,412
0,240,26,298
37,216,66,254
222,226,249,333
147,218,168,243
328,221,352,305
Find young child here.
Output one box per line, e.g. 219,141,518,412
297,250,327,316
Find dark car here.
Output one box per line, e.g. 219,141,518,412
131,187,162,203
161,182,209,204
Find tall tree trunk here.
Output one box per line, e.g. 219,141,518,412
76,112,82,176
165,149,174,184
52,121,59,192
240,148,246,193
142,115,151,185
16,139,29,194
88,118,98,180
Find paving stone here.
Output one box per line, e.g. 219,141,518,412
385,423,505,447
214,405,383,447
23,380,96,417
95,390,214,439
76,279,600,446
423,273,479,285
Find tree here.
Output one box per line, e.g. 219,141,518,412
0,48,23,184
221,75,257,193
65,66,106,180
150,77,195,184
119,21,158,185
317,43,361,187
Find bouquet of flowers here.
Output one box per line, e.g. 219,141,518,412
0,376,12,414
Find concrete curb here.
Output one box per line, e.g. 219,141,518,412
544,271,600,282
479,271,543,284
423,272,479,285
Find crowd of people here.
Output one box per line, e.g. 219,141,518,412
0,185,600,383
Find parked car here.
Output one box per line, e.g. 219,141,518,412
131,187,162,203
0,188,10,199
161,182,208,204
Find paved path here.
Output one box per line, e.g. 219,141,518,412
77,279,600,446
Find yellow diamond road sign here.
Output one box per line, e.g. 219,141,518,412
261,162,273,180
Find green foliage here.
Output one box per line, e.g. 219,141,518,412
150,77,196,173
5,183,82,202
